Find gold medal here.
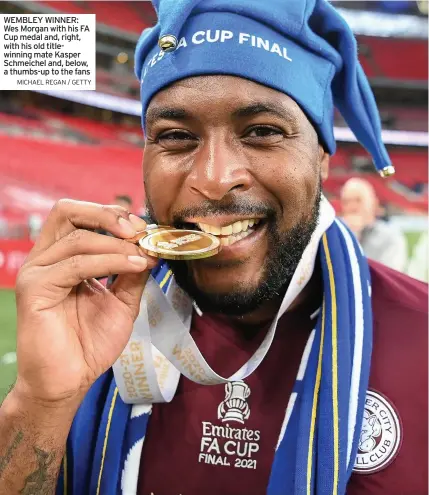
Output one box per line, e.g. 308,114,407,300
139,228,221,260
126,225,170,244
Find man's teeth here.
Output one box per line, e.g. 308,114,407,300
196,218,261,246
219,229,253,246
198,218,260,236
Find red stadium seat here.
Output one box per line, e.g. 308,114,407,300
38,1,152,34
0,134,144,214
358,36,428,82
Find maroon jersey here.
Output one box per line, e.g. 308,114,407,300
138,261,428,495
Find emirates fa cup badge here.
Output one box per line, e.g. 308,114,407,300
217,381,251,424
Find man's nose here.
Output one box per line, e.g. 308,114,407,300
185,136,253,201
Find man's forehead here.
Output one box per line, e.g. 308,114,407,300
145,75,303,125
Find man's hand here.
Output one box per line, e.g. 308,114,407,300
0,199,157,494
13,199,157,408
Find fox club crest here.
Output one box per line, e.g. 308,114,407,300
354,390,402,474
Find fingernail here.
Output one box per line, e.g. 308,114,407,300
129,214,148,230
139,247,158,267
118,217,136,237
86,278,106,293
127,256,148,268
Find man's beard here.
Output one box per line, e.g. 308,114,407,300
145,183,321,317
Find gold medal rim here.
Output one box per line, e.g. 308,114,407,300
139,229,221,260
125,226,171,245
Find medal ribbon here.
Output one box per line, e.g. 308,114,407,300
113,197,335,404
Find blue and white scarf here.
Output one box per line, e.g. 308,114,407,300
57,218,372,495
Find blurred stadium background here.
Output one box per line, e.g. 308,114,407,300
0,0,427,398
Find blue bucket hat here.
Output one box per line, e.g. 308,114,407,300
135,0,394,177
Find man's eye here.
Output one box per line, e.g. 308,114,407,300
158,130,196,141
245,126,284,138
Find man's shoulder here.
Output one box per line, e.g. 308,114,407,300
368,257,427,403
369,258,427,316
368,259,427,374
350,261,428,495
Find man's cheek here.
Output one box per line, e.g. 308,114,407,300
144,172,174,222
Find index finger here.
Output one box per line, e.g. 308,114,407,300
27,199,148,264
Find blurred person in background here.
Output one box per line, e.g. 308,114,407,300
0,203,7,238
113,194,133,213
340,177,408,272
97,194,134,237
27,213,44,241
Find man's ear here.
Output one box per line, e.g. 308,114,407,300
319,145,330,181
